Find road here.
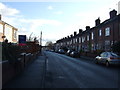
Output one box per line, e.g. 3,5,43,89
43,51,120,88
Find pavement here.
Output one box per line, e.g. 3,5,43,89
3,52,46,89
80,56,94,61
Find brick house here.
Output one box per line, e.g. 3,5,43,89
55,9,120,54
94,10,120,51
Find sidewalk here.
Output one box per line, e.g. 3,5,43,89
80,56,94,61
3,53,46,88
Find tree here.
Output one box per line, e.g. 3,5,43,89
112,41,120,54
45,41,54,50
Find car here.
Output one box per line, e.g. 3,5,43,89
70,51,79,58
58,49,65,54
66,50,72,56
50,49,54,52
95,52,120,66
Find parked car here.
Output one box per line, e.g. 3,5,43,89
66,50,72,56
58,49,65,54
70,51,79,58
50,49,54,52
55,49,59,53
95,52,120,66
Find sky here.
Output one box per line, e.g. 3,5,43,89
0,0,119,45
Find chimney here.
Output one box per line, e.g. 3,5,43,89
95,18,101,26
70,34,73,37
0,14,1,20
74,31,77,36
79,29,83,34
86,26,90,30
109,9,117,19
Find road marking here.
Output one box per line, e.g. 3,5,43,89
46,58,49,71
57,76,65,79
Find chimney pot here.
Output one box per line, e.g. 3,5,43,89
70,34,73,37
79,29,83,34
86,26,90,30
95,18,101,26
74,31,77,36
110,9,117,19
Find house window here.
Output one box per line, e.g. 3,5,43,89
74,39,75,44
105,27,110,36
76,38,77,43
105,40,111,51
79,37,81,43
98,43,102,50
82,37,85,43
78,45,81,51
0,24,3,33
99,29,102,36
14,30,17,39
70,40,72,44
67,42,68,45
105,40,110,46
91,32,94,40
87,35,89,41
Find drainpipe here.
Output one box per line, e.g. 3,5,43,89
3,23,5,41
112,23,114,47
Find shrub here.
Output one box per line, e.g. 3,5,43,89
2,42,21,64
112,41,120,54
2,41,40,64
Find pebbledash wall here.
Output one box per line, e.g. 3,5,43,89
0,15,18,43
55,9,120,53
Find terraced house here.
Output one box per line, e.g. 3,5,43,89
55,9,120,53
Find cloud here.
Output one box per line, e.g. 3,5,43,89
74,7,111,29
0,3,20,16
0,3,62,45
54,11,63,15
0,0,106,2
48,5,53,10
34,19,61,26
0,0,81,2
75,0,119,25
29,19,62,38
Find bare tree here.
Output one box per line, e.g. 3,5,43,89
45,41,54,50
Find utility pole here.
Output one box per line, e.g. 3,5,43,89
39,31,42,54
118,1,120,15
40,31,42,46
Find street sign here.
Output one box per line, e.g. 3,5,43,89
18,35,26,46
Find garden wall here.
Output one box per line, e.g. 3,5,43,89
2,52,39,86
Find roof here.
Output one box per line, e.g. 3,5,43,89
0,20,18,30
